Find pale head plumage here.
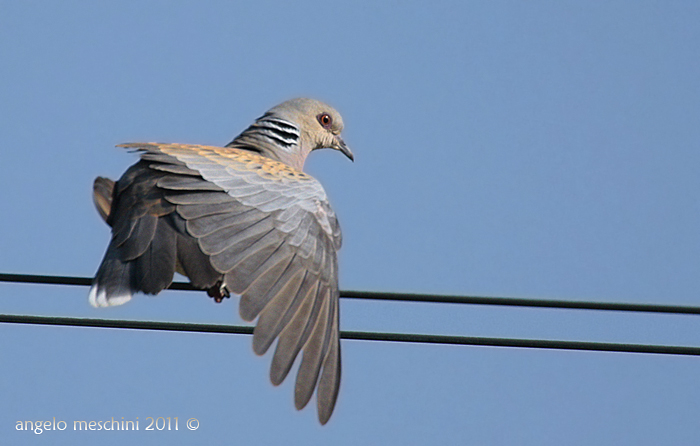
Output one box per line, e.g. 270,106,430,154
227,98,353,170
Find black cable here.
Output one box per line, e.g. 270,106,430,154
1,313,699,357
341,290,700,315
2,272,700,315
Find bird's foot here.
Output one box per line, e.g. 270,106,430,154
207,281,230,303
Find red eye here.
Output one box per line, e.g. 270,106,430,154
317,113,332,129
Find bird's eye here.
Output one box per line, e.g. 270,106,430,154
317,113,332,129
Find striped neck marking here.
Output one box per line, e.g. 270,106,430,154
248,115,300,150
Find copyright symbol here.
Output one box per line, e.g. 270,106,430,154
186,418,199,430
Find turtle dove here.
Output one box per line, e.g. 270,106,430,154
89,98,353,424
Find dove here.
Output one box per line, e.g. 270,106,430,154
89,98,352,424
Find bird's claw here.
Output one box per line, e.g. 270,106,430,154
207,281,230,303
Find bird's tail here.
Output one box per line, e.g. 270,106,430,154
89,243,135,307
90,175,134,307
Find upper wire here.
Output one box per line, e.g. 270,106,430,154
2,272,699,315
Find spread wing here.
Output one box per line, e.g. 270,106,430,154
93,142,342,424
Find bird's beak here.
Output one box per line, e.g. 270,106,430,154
333,135,354,161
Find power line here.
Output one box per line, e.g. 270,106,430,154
2,272,700,316
1,313,699,357
342,291,700,315
2,273,699,356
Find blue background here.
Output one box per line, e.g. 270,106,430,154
1,1,699,444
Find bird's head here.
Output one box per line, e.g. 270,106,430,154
228,98,353,170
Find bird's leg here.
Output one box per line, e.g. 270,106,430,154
206,281,231,303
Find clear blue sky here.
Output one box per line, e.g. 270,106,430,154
1,1,699,444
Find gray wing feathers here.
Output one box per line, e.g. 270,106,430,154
200,215,276,258
317,306,341,425
133,218,177,294
149,163,201,176
186,208,262,239
157,175,224,191
174,228,222,289
294,287,332,410
228,240,294,297
175,201,243,220
212,229,283,274
98,143,342,424
252,269,313,355
118,214,158,261
269,277,322,385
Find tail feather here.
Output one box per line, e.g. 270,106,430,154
89,244,136,307
89,163,224,306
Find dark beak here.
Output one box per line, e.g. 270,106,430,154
334,135,354,161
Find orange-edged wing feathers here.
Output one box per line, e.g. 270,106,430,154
113,142,342,424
